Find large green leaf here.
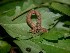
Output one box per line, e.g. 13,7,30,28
31,38,70,53
0,40,11,53
41,39,70,53
0,7,61,39
14,40,46,53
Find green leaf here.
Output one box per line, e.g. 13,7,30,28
0,0,37,18
0,0,23,14
0,7,61,39
42,28,70,40
32,39,70,53
55,22,70,31
50,2,70,16
32,0,43,5
14,40,46,53
0,0,36,39
64,21,70,26
32,0,52,5
0,40,11,53
36,8,61,29
53,0,70,5
0,1,70,53
41,39,70,53
0,0,14,5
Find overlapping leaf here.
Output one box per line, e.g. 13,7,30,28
50,2,70,16
0,40,11,53
40,39,70,53
53,0,70,5
31,38,70,53
0,0,23,14
41,28,70,40
14,40,46,53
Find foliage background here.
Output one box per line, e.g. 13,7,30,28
0,0,70,53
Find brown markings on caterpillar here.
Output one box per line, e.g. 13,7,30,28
26,10,48,34
35,10,48,33
26,10,37,33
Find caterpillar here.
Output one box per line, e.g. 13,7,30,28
26,10,48,34
26,10,37,33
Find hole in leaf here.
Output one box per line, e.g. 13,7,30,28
26,47,31,52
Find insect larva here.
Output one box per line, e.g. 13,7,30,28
26,10,48,34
